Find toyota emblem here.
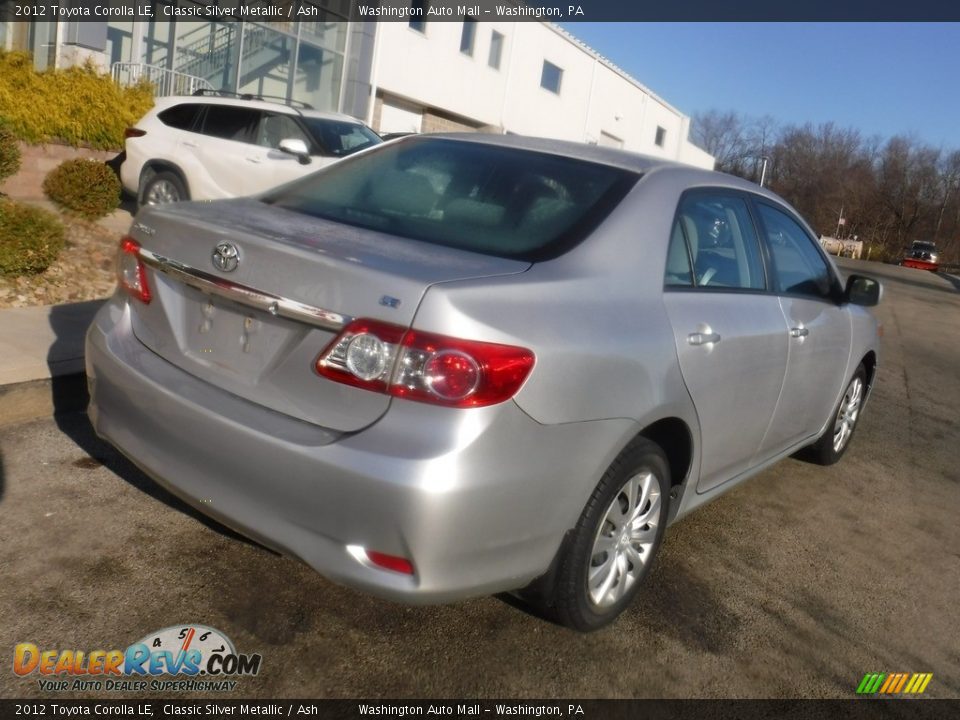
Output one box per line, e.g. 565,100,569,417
212,242,240,272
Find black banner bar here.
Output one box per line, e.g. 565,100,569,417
1,699,958,720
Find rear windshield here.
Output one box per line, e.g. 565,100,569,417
262,137,639,261
912,241,936,252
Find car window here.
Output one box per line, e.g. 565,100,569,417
200,105,261,144
301,118,382,157
664,218,694,287
757,203,833,299
262,137,639,262
256,113,311,150
157,104,202,131
673,194,766,290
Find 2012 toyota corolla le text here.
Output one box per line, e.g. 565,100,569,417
86,135,881,631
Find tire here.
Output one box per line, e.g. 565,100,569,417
540,438,670,632
140,170,188,208
805,364,867,466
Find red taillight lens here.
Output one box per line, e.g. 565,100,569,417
117,236,151,304
124,127,146,139
316,319,535,408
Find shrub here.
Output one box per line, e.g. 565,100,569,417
0,124,20,183
0,51,154,150
0,198,65,276
43,158,121,219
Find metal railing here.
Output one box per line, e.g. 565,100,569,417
111,62,215,97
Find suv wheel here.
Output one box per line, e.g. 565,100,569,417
141,171,188,207
542,438,670,631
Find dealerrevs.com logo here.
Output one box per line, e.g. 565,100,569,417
13,625,262,693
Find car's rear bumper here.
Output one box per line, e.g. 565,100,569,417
901,258,939,271
85,296,636,603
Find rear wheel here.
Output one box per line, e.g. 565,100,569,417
805,364,867,465
141,171,187,208
538,438,670,632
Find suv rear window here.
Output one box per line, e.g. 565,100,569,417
157,104,202,131
263,138,638,261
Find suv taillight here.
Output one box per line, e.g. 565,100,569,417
316,319,535,408
124,128,146,139
117,236,151,304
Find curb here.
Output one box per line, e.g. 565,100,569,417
0,373,89,427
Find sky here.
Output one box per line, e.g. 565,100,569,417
560,23,960,150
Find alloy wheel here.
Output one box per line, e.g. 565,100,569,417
833,375,864,453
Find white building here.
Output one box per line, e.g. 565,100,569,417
372,21,714,168
0,3,713,169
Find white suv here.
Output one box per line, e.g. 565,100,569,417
120,94,382,207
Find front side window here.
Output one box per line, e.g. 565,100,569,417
301,118,381,157
757,203,834,299
200,106,261,144
541,60,562,94
673,193,766,290
460,17,476,55
263,138,639,261
256,113,311,150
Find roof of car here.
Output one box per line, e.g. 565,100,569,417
153,95,365,124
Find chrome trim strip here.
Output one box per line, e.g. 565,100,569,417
137,247,350,331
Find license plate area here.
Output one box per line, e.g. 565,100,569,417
181,286,304,379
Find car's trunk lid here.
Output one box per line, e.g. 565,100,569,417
126,199,530,431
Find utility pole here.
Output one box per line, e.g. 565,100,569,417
835,204,845,239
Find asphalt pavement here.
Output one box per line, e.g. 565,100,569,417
0,259,958,699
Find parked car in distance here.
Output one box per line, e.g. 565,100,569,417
121,92,382,208
88,135,882,631
900,240,940,271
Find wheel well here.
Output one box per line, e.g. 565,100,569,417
639,417,692,488
860,351,877,389
138,162,190,202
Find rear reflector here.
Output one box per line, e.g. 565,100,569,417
316,319,535,408
117,236,151,304
124,127,146,139
346,545,415,575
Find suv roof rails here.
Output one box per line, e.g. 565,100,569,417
191,88,314,112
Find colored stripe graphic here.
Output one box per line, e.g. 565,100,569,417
856,672,932,694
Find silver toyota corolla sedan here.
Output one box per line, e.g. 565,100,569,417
86,134,881,630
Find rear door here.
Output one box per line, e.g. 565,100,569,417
752,201,852,456
661,190,789,493
187,104,262,198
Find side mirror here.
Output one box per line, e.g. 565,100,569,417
278,138,311,165
845,274,881,307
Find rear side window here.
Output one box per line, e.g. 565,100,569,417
757,203,833,299
263,138,638,261
200,106,261,144
672,193,766,290
157,104,201,131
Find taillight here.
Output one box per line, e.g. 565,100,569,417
117,236,151,304
124,127,146,139
316,319,535,408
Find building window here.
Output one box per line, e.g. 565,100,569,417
655,126,666,147
409,0,427,33
460,17,476,55
489,31,504,69
541,60,562,94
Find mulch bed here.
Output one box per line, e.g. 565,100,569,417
0,210,121,309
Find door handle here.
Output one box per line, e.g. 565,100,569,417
688,332,721,346
246,157,262,164
182,141,199,148
790,327,809,338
